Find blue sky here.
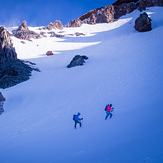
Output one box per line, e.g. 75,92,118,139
0,0,115,27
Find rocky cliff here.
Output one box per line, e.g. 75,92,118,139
0,26,17,63
0,26,39,89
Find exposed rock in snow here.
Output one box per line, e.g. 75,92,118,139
12,21,41,40
66,0,162,27
79,7,103,21
67,18,82,27
0,26,40,89
139,0,163,11
67,3,137,27
84,5,116,24
40,32,47,37
47,31,64,38
67,55,89,68
134,12,152,32
75,32,85,36
46,51,53,56
42,20,63,30
0,26,17,63
0,59,40,89
114,2,137,19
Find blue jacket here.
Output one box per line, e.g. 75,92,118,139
75,113,82,121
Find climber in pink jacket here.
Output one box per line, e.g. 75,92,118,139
105,104,113,120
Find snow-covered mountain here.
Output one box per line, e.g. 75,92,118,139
0,7,163,163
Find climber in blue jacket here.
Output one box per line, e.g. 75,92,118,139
73,112,83,129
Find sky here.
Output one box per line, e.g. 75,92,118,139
0,0,115,27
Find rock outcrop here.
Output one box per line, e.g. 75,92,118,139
67,18,82,28
0,26,40,89
79,8,103,21
67,55,89,68
66,0,162,27
67,2,137,27
42,20,63,30
47,31,64,38
46,51,53,56
0,26,17,63
114,2,137,19
134,12,152,32
83,5,116,24
139,0,163,10
12,21,41,40
75,32,85,36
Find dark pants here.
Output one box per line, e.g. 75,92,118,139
105,111,112,120
74,120,81,129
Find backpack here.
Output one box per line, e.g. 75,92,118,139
105,104,109,111
73,114,76,121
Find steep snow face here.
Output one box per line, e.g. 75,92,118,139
0,7,163,163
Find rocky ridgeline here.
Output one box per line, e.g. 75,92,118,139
40,20,63,30
67,1,137,27
66,0,163,27
12,21,41,40
0,26,40,89
12,20,64,40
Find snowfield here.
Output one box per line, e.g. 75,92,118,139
0,7,163,163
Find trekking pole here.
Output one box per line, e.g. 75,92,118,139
82,118,83,127
113,108,115,117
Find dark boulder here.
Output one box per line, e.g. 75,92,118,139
134,12,152,32
67,55,88,68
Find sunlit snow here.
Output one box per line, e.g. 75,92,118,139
0,7,163,163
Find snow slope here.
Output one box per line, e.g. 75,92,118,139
0,7,163,163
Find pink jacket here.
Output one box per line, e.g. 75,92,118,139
106,106,111,112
